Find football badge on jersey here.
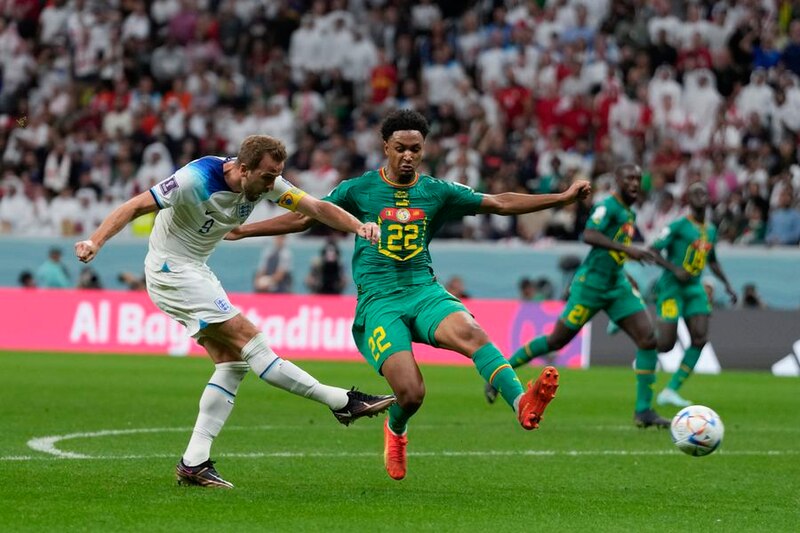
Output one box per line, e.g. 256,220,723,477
214,298,232,312
380,207,425,223
237,203,252,219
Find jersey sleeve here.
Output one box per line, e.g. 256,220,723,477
150,166,204,209
585,201,612,233
322,180,355,212
265,176,307,212
441,181,484,219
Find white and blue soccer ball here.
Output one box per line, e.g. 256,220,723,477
670,405,724,457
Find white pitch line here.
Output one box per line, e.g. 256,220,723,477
3,449,800,462
14,425,800,463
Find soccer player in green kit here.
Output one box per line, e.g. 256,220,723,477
491,164,672,428
651,182,737,407
228,109,591,480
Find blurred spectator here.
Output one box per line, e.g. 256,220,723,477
77,266,102,289
35,247,70,288
18,270,35,288
118,271,146,291
519,276,553,302
445,275,470,300
741,283,767,309
254,235,293,294
519,277,537,301
305,238,346,295
765,187,800,245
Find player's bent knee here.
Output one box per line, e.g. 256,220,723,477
637,336,657,350
396,383,425,410
656,334,676,352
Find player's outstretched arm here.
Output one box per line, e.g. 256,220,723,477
583,229,657,263
75,192,158,263
295,195,380,244
478,180,591,215
226,212,315,240
227,199,380,244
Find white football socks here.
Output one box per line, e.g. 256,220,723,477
183,361,249,467
240,333,348,410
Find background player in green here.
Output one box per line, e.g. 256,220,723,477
491,164,671,428
228,109,591,480
650,182,737,407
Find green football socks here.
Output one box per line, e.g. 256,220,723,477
635,348,658,413
473,343,524,409
388,403,412,435
508,336,551,369
667,345,702,392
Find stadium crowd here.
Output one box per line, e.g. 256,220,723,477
1,0,800,246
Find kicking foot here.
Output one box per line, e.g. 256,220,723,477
383,419,408,480
484,382,499,404
656,388,692,408
332,388,396,426
517,366,559,430
176,459,234,488
634,408,670,429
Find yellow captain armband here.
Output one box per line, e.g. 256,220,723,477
277,188,307,212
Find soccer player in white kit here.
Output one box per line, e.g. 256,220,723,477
75,135,395,488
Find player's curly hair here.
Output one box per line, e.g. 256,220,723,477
237,135,288,170
380,109,430,141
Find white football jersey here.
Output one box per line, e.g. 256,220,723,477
145,156,305,271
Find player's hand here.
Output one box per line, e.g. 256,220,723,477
725,286,738,305
357,222,381,244
626,246,657,264
75,239,98,263
673,268,692,283
565,180,592,202
224,227,245,241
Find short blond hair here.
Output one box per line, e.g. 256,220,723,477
237,135,288,170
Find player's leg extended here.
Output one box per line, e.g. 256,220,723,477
380,351,422,480
433,311,559,430
509,284,596,369
205,315,394,423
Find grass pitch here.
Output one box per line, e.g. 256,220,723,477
1,351,798,532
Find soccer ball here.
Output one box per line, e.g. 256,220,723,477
670,405,724,457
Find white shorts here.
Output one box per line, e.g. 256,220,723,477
145,262,239,338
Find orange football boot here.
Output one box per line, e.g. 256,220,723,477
517,366,560,430
383,419,408,480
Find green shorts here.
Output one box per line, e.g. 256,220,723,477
655,278,711,322
352,281,468,374
560,274,646,330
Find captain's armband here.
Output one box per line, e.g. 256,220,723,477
276,188,307,212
